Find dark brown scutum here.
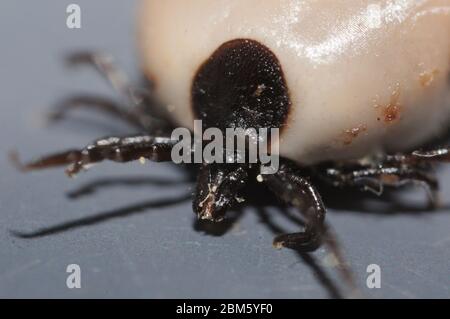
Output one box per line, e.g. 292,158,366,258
192,39,291,132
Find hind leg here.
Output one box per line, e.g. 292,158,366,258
52,52,170,132
67,52,140,104
48,95,149,130
319,153,440,207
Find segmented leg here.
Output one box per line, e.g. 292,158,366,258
10,135,177,177
263,160,358,292
67,52,140,105
48,95,145,130
321,165,439,206
380,148,450,164
411,148,450,162
262,160,326,251
66,52,169,132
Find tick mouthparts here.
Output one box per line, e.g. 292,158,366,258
198,213,224,223
198,208,213,221
197,197,225,222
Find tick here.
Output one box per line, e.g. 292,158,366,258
11,1,450,272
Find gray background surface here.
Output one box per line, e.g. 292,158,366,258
0,0,449,298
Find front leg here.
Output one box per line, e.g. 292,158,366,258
261,160,357,293
262,160,326,251
11,135,177,177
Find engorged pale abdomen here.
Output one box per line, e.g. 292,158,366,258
138,0,450,164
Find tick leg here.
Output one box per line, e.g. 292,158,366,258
411,148,450,162
67,52,141,105
380,148,450,166
262,161,326,251
48,95,146,130
66,52,169,131
11,135,177,177
263,160,358,292
322,166,439,207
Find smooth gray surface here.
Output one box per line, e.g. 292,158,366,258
0,0,449,299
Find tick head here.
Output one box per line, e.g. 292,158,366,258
193,163,248,222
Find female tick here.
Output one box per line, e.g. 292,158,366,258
12,0,450,254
